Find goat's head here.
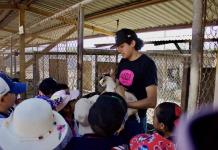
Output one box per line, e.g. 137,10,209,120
99,74,116,92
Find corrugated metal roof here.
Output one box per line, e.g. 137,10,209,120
86,0,194,32
0,0,218,48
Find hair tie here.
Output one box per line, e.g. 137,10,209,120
174,118,179,127
175,106,182,117
174,105,182,127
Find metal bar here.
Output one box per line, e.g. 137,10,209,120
77,5,84,95
187,0,205,113
174,43,183,54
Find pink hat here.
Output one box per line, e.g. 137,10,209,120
130,133,175,150
50,89,80,111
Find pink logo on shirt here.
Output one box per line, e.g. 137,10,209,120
119,69,134,86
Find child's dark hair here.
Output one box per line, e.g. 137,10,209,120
38,77,58,96
155,102,182,132
57,83,69,91
126,38,144,51
88,92,127,136
189,111,218,150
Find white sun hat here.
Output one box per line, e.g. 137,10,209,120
74,95,99,136
50,89,80,112
0,98,69,150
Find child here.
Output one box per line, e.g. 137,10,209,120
36,77,59,110
175,106,218,150
130,132,175,150
0,98,71,150
153,102,182,143
50,87,79,136
64,92,128,150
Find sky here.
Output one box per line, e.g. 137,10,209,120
25,26,217,52
84,28,192,51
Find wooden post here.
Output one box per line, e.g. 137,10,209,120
19,7,26,82
187,0,205,113
213,52,218,107
10,36,13,76
77,5,84,95
181,56,190,112
95,55,98,92
14,51,17,77
33,52,39,95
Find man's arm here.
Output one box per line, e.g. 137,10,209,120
127,85,157,109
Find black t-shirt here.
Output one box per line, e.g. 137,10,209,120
116,54,157,117
64,134,125,150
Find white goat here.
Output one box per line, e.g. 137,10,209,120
99,75,140,123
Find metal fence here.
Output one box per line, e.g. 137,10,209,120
5,50,189,122
197,0,218,106
0,0,218,121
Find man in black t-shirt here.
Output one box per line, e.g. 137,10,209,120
111,28,158,142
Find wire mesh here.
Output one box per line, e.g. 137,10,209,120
197,0,218,106
5,3,80,97
146,53,185,123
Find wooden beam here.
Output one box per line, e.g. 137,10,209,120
85,0,171,20
25,0,35,6
0,0,25,28
0,27,54,42
25,27,76,68
84,24,114,36
0,11,16,28
26,6,114,36
0,4,17,9
33,36,54,41
32,23,67,35
0,28,17,33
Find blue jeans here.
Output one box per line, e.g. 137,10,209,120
119,115,147,143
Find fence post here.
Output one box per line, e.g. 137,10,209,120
95,55,99,92
77,5,84,95
10,36,13,77
187,0,206,113
33,53,39,95
181,56,190,112
14,51,17,77
213,52,218,107
19,7,26,83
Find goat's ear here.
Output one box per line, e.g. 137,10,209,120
110,68,115,80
